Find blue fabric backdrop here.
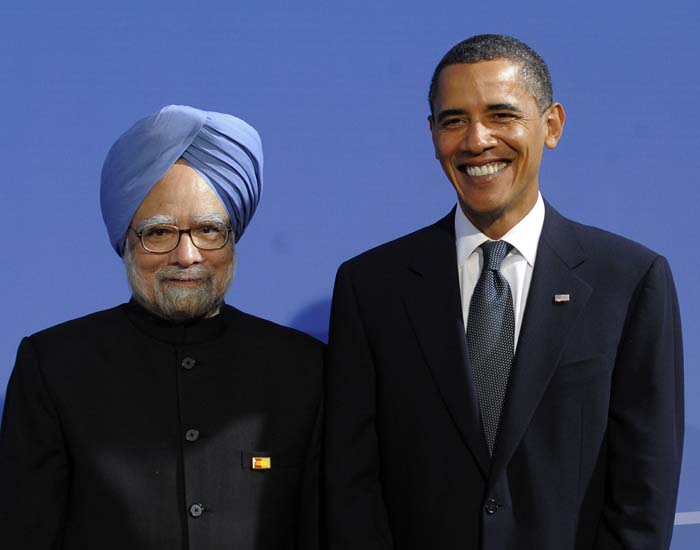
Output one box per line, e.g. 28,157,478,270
1,1,698,544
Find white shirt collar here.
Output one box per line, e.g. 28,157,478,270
455,192,545,266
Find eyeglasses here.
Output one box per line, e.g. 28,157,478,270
130,222,232,253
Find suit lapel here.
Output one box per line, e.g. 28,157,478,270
490,204,592,476
401,210,491,476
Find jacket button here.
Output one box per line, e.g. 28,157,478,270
189,503,204,518
181,357,196,370
484,499,498,515
185,429,200,442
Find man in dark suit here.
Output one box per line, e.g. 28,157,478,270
325,35,683,549
0,105,323,549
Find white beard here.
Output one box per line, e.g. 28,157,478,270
123,244,235,322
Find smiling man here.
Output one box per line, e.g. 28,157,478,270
325,35,683,549
0,105,323,550
124,159,236,322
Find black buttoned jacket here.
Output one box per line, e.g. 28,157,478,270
0,301,324,550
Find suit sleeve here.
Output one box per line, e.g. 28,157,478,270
595,255,684,549
324,264,394,550
0,337,69,548
297,383,324,550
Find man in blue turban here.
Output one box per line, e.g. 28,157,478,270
0,106,323,550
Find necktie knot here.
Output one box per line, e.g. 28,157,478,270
481,240,512,271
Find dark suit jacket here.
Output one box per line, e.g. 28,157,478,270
0,301,323,550
325,203,683,550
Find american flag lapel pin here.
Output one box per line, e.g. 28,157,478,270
554,293,571,303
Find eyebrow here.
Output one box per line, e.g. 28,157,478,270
191,214,229,225
135,213,229,232
436,103,524,123
435,109,467,123
135,215,176,231
486,103,523,113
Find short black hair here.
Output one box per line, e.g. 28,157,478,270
428,34,553,114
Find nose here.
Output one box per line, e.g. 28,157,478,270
170,232,204,267
463,120,496,154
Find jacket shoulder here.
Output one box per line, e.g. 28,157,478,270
339,212,453,274
223,306,324,352
543,204,672,293
562,214,661,268
27,305,128,346
569,215,655,252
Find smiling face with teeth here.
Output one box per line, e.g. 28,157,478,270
429,59,565,238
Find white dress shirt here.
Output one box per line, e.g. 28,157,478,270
455,193,545,350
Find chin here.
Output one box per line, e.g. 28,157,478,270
156,284,223,321
459,194,507,216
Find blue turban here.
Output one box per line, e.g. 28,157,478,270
100,105,263,256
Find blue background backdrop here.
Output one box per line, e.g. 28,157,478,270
1,1,698,545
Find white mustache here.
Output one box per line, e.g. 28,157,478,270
156,266,213,282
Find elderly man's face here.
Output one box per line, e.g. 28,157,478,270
125,160,235,321
429,59,564,238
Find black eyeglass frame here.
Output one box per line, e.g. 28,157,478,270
129,223,233,253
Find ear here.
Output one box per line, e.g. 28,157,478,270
428,115,440,159
544,102,565,149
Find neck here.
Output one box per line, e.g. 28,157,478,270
459,191,539,240
131,292,223,324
